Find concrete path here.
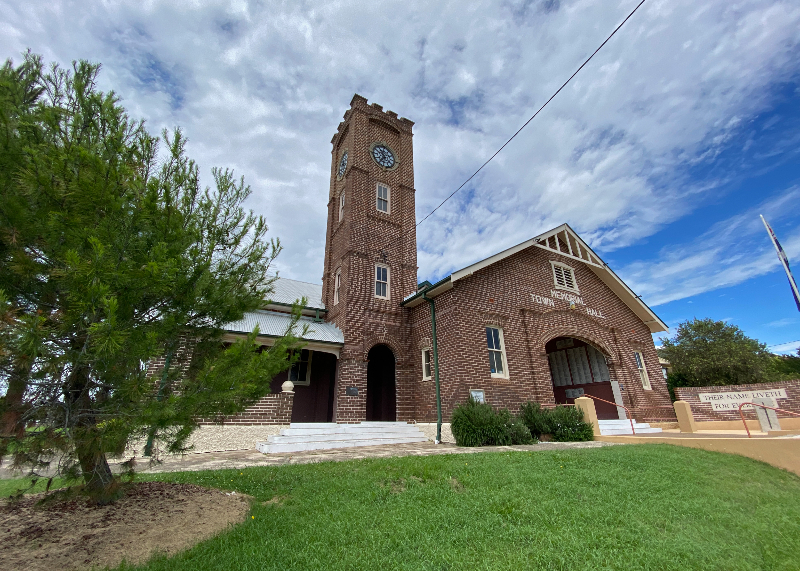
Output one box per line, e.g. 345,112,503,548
0,441,619,480
116,441,619,475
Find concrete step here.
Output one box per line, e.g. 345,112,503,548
257,422,430,453
269,431,426,444
600,427,663,435
257,436,428,454
281,426,422,436
598,419,662,436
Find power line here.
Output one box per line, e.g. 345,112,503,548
415,0,648,229
768,340,800,349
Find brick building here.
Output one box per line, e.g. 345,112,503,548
224,94,672,427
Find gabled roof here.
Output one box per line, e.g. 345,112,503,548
402,224,668,333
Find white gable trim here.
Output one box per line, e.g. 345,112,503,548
448,223,668,333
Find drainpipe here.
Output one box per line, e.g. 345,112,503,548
422,292,443,443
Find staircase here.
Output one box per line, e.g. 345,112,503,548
256,422,429,454
598,419,663,436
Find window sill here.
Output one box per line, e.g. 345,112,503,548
552,285,580,295
490,373,510,380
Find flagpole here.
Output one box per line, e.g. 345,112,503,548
761,215,800,312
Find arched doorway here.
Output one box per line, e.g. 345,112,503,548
546,336,621,420
366,344,396,421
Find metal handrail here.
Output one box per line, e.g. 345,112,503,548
580,394,635,435
738,402,800,438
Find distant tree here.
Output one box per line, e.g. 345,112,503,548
658,318,775,393
770,353,800,380
0,53,299,502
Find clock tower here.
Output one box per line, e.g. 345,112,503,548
322,94,418,423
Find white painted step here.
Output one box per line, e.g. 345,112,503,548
269,431,426,444
258,436,428,454
598,419,662,436
257,422,430,454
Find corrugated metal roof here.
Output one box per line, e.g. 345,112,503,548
224,310,344,344
268,277,325,309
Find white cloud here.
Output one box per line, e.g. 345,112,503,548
617,186,800,306
1,0,799,286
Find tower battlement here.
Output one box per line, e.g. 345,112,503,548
331,94,414,145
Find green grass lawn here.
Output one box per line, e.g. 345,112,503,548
6,444,800,570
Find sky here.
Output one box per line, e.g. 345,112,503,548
2,0,799,353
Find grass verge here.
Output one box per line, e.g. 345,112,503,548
109,444,800,571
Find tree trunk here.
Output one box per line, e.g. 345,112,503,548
67,350,118,503
77,440,115,502
1,363,29,437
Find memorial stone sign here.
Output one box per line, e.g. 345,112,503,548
698,389,787,411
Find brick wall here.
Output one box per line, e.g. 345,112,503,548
197,392,294,426
408,244,673,423
675,380,800,421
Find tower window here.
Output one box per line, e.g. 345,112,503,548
334,269,341,305
376,183,390,213
486,327,508,378
339,191,345,221
375,264,389,299
634,351,651,390
551,261,578,293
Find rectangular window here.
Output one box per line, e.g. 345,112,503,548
289,349,313,386
422,349,432,380
376,183,390,213
375,264,389,299
486,327,508,378
552,262,578,292
634,351,651,390
334,269,341,305
339,191,345,221
470,389,485,403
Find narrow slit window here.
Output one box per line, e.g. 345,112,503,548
334,269,341,305
339,191,345,221
486,327,508,378
376,183,390,213
375,265,389,298
422,349,432,380
634,351,651,390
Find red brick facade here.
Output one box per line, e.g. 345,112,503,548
406,248,673,422
675,380,800,421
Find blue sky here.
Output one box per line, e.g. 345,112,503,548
2,0,799,353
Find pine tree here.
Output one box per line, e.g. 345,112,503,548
0,54,299,502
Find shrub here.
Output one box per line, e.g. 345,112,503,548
518,402,594,442
549,406,594,442
507,421,534,445
518,402,552,438
450,398,512,447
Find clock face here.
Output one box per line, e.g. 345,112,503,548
337,151,348,177
371,144,395,169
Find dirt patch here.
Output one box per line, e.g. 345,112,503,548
0,481,250,571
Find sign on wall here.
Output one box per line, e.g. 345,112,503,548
698,389,788,411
